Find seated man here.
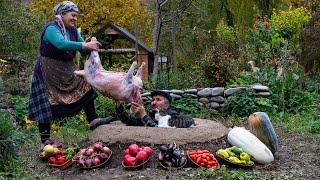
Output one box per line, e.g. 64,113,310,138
116,90,195,127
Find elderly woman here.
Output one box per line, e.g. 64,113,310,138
27,1,110,149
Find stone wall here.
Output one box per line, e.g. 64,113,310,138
141,84,270,113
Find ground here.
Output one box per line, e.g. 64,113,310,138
18,123,320,179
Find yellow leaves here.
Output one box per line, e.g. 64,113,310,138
24,116,37,129
51,123,62,134
29,0,153,46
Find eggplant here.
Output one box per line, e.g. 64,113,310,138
159,145,168,152
179,156,187,167
171,157,177,166
172,149,181,158
158,152,164,161
164,160,172,167
164,154,171,160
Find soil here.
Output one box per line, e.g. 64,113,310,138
18,123,320,180
89,119,229,145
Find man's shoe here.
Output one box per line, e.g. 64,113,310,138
89,116,115,130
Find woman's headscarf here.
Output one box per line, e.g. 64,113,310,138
53,1,79,39
53,1,79,15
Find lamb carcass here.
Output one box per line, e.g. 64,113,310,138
74,49,144,103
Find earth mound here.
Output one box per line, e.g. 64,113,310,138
89,118,229,144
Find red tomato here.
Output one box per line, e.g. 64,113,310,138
196,157,202,164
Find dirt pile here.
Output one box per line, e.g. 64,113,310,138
89,118,229,144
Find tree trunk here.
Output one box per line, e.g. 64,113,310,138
152,1,161,82
171,11,177,70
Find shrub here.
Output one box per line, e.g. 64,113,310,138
171,97,214,119
95,95,116,118
198,41,239,87
223,90,276,118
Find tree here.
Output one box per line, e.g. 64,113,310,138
29,0,154,46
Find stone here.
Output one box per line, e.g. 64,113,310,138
252,84,269,92
170,93,182,100
197,88,212,97
210,96,225,103
224,87,246,97
171,89,184,95
257,92,271,97
141,92,151,97
211,87,225,96
183,93,198,98
199,98,209,104
184,89,198,94
209,102,220,109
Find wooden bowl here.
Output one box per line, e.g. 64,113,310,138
215,153,254,169
122,157,150,170
187,151,220,170
49,159,73,170
73,151,113,170
158,158,187,171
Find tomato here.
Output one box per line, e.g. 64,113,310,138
201,154,207,158
196,150,203,154
206,156,211,161
202,150,209,153
188,151,196,155
196,157,202,164
200,163,205,167
190,154,196,160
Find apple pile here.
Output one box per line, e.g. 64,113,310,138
122,144,153,167
48,149,68,165
158,144,187,168
73,142,112,168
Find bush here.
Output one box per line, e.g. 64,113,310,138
171,97,213,119
95,95,116,118
223,90,276,118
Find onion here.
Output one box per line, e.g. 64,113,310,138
92,157,101,166
93,143,103,152
84,159,92,167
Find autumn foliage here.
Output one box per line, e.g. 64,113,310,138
29,0,154,46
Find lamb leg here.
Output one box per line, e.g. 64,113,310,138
125,61,137,83
135,62,145,78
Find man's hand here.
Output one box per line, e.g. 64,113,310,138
131,102,147,118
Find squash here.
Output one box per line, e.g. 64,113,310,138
248,112,279,154
227,127,274,164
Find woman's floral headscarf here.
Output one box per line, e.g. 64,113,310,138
53,1,78,15
53,1,79,39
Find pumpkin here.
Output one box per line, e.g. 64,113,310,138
248,112,279,154
227,127,274,164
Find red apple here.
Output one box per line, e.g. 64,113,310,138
124,156,137,166
136,150,148,163
128,144,139,156
143,147,153,157
123,149,130,156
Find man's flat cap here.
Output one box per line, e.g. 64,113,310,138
151,90,172,103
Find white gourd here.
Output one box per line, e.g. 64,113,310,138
227,127,274,164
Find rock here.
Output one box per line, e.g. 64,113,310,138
141,92,150,97
224,87,246,97
198,102,204,106
184,89,198,94
171,89,184,95
210,96,225,103
252,84,269,92
209,102,220,109
199,98,209,104
211,87,225,96
197,88,212,97
170,93,182,100
162,89,171,93
210,109,219,115
220,103,224,108
257,92,271,97
183,93,198,98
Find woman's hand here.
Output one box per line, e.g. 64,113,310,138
131,102,147,118
82,40,102,51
